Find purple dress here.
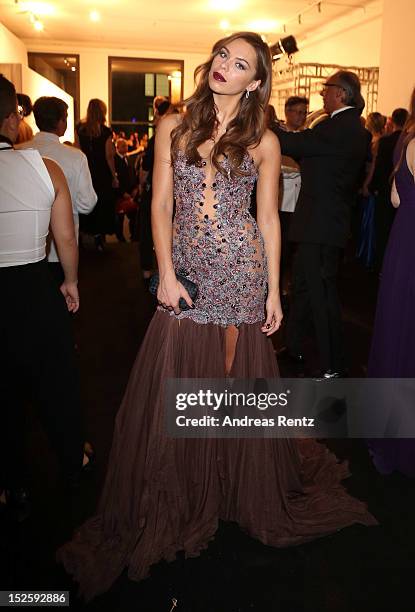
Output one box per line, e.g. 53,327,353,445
58,152,376,601
368,136,415,476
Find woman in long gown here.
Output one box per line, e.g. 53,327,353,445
58,32,376,600
76,99,118,249
368,89,415,476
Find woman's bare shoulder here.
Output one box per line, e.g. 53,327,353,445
250,129,280,167
406,137,415,174
42,157,66,192
407,136,415,153
158,113,182,135
261,128,280,150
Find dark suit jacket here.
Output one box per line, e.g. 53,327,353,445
275,108,369,248
115,153,132,196
369,130,401,197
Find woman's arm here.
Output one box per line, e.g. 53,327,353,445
105,135,119,188
391,179,400,208
151,114,192,314
406,138,415,179
256,129,283,335
392,138,415,207
44,158,80,312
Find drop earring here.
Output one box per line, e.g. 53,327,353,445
245,90,250,99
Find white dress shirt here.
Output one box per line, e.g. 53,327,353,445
279,128,302,213
279,166,301,213
18,132,97,262
331,106,354,118
0,143,54,267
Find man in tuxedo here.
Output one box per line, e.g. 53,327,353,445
114,137,137,241
370,107,408,273
275,71,369,378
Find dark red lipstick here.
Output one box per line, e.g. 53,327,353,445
213,71,226,82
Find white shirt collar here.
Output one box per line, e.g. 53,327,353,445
331,106,354,118
33,131,61,142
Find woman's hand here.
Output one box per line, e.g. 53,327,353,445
157,272,193,315
60,281,80,313
261,293,283,336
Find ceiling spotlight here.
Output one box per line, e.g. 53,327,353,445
89,10,100,22
269,35,298,60
33,16,44,30
219,19,230,30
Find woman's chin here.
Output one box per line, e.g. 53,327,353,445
209,76,227,93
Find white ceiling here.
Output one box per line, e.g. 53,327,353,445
1,0,380,54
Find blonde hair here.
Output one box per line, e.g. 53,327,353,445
84,98,107,138
366,112,386,137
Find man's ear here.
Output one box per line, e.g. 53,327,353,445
338,88,347,104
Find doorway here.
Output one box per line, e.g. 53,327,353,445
109,56,183,140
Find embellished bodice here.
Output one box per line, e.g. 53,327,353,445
168,151,267,326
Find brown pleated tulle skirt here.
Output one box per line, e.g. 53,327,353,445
57,310,377,600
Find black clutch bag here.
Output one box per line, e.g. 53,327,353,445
149,272,199,311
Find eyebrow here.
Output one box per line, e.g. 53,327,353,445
222,46,250,68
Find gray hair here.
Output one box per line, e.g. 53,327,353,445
333,70,365,111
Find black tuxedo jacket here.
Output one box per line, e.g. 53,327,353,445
115,153,132,196
275,108,369,248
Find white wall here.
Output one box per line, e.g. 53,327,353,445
26,42,207,118
283,2,383,114
0,21,27,64
297,10,382,68
21,65,74,141
378,0,415,114
0,62,74,141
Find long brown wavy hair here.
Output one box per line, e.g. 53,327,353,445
84,98,107,138
171,32,272,177
393,87,415,177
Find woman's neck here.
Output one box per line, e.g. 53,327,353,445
213,93,241,130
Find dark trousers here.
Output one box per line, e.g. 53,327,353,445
279,210,294,294
286,242,344,372
48,261,65,287
0,260,83,488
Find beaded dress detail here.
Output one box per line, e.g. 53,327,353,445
171,151,266,326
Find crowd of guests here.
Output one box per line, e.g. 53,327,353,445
1,61,414,529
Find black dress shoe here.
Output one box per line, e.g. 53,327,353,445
313,369,347,381
277,346,305,364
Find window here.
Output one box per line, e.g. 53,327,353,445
109,57,183,138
